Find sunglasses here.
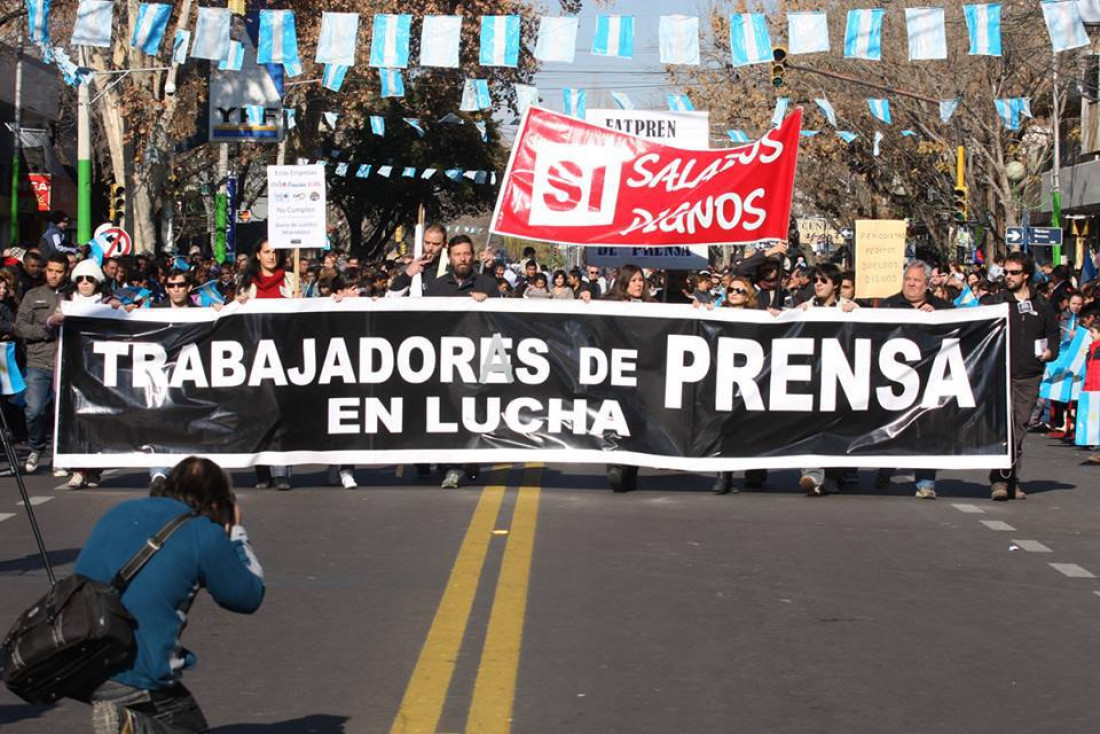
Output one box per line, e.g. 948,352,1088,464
815,277,831,284
165,282,188,289
728,287,748,295
1004,269,1025,275
74,275,98,285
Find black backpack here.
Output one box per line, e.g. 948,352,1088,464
1,512,197,704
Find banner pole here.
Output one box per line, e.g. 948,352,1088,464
412,205,425,297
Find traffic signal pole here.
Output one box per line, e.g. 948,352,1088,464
77,73,92,245
1051,54,1064,265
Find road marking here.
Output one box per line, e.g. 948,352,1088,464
1012,539,1052,553
16,496,53,507
951,503,984,514
0,512,15,523
467,466,544,734
980,520,1016,531
1049,563,1096,579
389,485,506,734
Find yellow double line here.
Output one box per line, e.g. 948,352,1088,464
390,465,543,734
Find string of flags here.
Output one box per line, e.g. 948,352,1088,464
313,156,500,186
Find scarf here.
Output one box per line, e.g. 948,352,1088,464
254,269,285,299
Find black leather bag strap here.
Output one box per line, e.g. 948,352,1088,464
110,512,199,594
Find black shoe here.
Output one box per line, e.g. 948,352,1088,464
607,466,627,492
464,464,480,482
744,470,766,489
712,472,733,495
275,477,292,491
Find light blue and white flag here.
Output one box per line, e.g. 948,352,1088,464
461,79,492,111
611,91,634,110
844,8,885,60
1043,0,1090,52
668,94,693,111
1082,248,1098,284
219,41,244,71
322,111,339,131
475,121,488,142
1041,328,1090,402
370,116,385,136
402,167,416,178
480,15,520,67
1076,389,1100,447
901,129,918,137
258,10,299,66
380,68,405,98
801,130,820,137
837,131,858,143
356,164,371,178
515,83,539,114
72,0,113,48
964,4,1002,56
26,0,50,46
592,15,634,59
131,3,172,56
873,130,884,156
536,16,578,63
193,280,225,308
404,118,426,137
868,98,892,124
422,169,437,180
564,88,586,118
727,130,750,144
172,30,190,64
659,15,699,65
421,15,461,68
245,105,265,125
377,165,393,178
1080,0,1100,24
444,169,463,181
47,44,92,87
906,7,947,60
954,285,980,308
787,11,829,55
370,14,412,68
995,97,1031,130
316,12,359,66
1,342,27,396
322,64,349,92
192,6,232,61
285,109,296,130
729,14,773,66
815,98,837,127
283,58,302,77
771,97,789,128
940,98,960,123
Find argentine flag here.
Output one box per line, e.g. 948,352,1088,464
815,98,837,127
480,15,520,67
0,342,25,396
1042,0,1089,53
592,16,634,59
322,64,349,92
461,79,492,111
964,4,1002,56
905,7,947,61
837,131,858,144
535,17,578,63
335,163,349,177
1076,388,1100,447
667,95,693,112
370,116,385,136
380,68,404,98
770,97,789,128
172,30,190,64
954,286,980,308
729,14,773,67
563,88,586,119
787,12,829,55
995,98,1031,130
258,10,300,66
421,15,461,68
370,14,412,68
940,98,960,123
316,12,359,66
356,165,372,178
611,91,634,110
515,84,539,114
131,3,172,56
844,8,885,60
404,118,426,137
191,7,232,61
26,0,50,46
727,130,750,144
474,121,488,142
659,15,700,65
1041,328,1090,403
219,41,244,71
868,99,892,124
193,280,225,307
72,0,113,48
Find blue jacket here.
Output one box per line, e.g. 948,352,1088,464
74,497,265,690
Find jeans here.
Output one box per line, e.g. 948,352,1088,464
91,680,209,733
22,366,53,453
990,374,1043,487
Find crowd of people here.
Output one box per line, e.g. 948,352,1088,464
2,212,1098,501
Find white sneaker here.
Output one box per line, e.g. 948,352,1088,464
53,467,69,478
441,469,462,489
24,451,39,474
67,471,86,489
339,470,357,489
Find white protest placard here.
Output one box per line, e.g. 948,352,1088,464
267,165,326,249
854,220,907,300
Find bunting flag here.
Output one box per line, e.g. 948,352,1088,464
380,68,405,98
787,11,829,55
284,59,302,77
444,169,463,181
905,7,947,61
475,121,488,142
940,98,960,123
954,286,980,308
171,256,190,272
26,0,50,46
72,0,113,48
964,4,1002,56
667,94,694,111
563,88,586,118
316,12,359,66
873,130,884,156
130,3,172,56
1042,0,1089,52
868,98,892,124
219,41,244,71
0,342,27,396
46,45,92,87
515,84,539,114
322,111,339,131
322,64,349,92
258,10,300,66
844,8,885,60
356,164,372,178
417,169,433,180
801,131,820,137
771,97,789,128
729,14,773,66
837,131,858,143
901,130,917,136
1082,248,1098,284
995,97,1031,130
815,98,837,127
370,116,385,136
611,91,635,110
480,15,521,67
370,14,412,68
421,15,461,68
172,30,190,64
1076,389,1100,447
659,15,700,65
402,167,416,178
536,16,579,63
461,79,492,111
285,109,296,130
727,130,750,143
193,280,225,307
377,165,393,178
404,118,426,137
191,6,232,61
592,15,635,59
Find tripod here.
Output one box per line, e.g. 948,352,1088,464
1,397,56,585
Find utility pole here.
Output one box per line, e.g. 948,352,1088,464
215,143,228,262
9,23,24,245
77,49,92,244
1051,55,1064,265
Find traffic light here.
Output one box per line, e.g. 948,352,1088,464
952,186,968,223
771,47,787,88
109,183,126,224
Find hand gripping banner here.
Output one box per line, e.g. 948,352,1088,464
490,106,802,247
55,300,1010,471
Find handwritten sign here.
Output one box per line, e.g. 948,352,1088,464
854,220,907,300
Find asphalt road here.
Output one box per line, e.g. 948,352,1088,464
2,434,1099,733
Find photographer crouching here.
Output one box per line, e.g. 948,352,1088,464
74,457,265,733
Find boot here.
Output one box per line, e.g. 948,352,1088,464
712,471,733,495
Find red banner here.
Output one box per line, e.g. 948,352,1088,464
491,107,802,247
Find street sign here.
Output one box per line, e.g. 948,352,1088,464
1006,227,1026,245
840,227,854,239
1028,227,1063,246
92,223,133,258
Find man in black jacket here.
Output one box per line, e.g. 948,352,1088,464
389,222,447,295
980,251,1060,500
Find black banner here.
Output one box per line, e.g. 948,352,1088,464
56,299,1011,471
